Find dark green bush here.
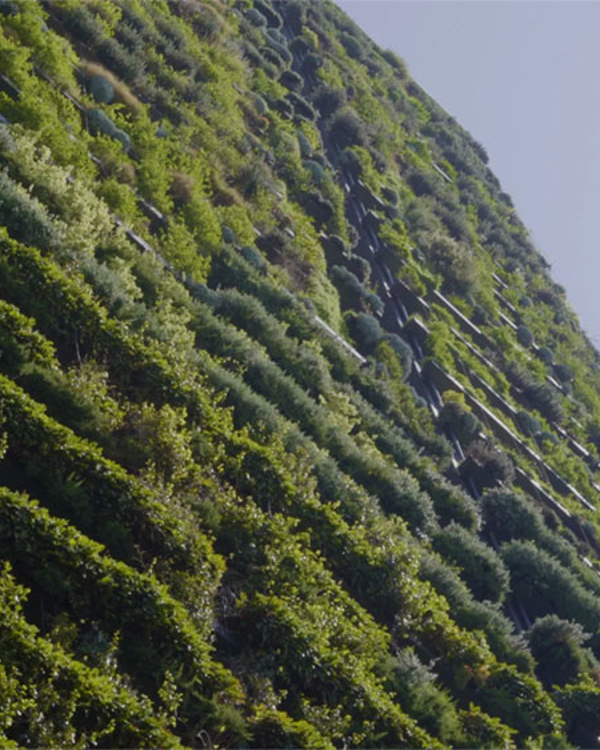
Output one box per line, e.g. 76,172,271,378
0,172,59,251
348,312,383,352
384,333,413,377
553,363,573,383
254,0,283,28
240,246,265,271
89,74,115,104
438,401,480,446
328,109,368,148
527,615,597,689
281,0,306,34
340,31,364,61
515,410,542,438
245,7,267,28
516,325,534,348
313,85,346,119
301,51,324,74
537,346,554,365
501,541,600,642
279,70,303,92
465,440,514,488
432,522,510,603
286,92,316,120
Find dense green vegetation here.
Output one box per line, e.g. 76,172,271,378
1,0,600,746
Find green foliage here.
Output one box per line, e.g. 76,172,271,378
527,615,597,688
89,74,115,104
0,0,597,743
516,324,534,348
501,541,600,639
432,523,510,603
438,400,481,446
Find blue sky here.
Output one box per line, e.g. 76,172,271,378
338,1,600,346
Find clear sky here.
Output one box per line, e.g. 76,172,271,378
338,0,600,346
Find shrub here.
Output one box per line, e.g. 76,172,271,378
279,69,303,92
113,128,131,152
379,650,463,745
527,615,597,689
327,109,368,149
89,74,115,104
556,678,600,749
245,7,267,28
384,333,413,378
516,325,534,348
438,401,480,446
432,523,510,603
286,92,316,120
331,266,381,316
553,363,573,383
348,312,383,352
515,410,541,438
313,86,346,118
537,346,554,365
253,94,269,115
296,130,312,157
253,0,283,28
281,0,306,35
465,440,514,488
261,46,285,70
87,108,116,138
0,171,59,250
501,541,600,641
240,246,266,271
340,32,363,61
301,52,324,75
304,159,326,185
427,232,479,295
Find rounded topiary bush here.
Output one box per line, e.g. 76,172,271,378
296,131,312,157
553,363,574,383
537,346,554,365
89,74,115,104
340,32,364,61
302,52,324,75
516,325,534,348
348,312,383,352
438,401,481,447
